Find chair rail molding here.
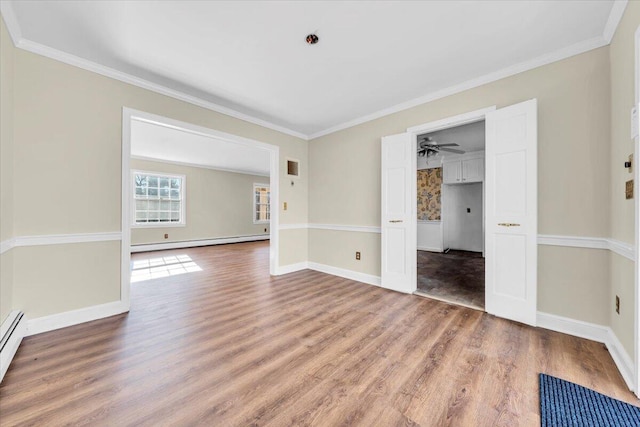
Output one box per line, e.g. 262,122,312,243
1,232,122,254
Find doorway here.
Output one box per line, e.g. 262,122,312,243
415,121,486,310
120,108,280,310
381,100,538,326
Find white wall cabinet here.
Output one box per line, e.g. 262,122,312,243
442,153,484,184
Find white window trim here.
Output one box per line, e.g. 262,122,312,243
131,170,187,228
253,183,270,224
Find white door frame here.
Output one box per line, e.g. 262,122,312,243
634,24,640,396
406,106,496,295
121,107,280,311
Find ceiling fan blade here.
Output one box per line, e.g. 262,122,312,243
435,143,459,147
439,148,465,154
419,141,438,148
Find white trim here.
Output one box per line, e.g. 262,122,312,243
0,238,15,255
2,0,621,142
308,37,606,139
275,262,382,288
0,1,21,45
603,0,629,43
130,235,269,253
0,310,26,383
537,311,635,392
131,155,270,177
608,238,636,261
26,301,128,337
131,170,187,228
275,261,309,275
538,234,636,261
121,109,132,312
634,25,640,398
252,183,271,224
278,223,309,230
417,246,443,253
407,106,496,134
0,1,306,141
537,234,609,250
307,262,382,288
0,232,122,250
309,224,382,233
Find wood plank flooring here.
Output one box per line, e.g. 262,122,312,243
0,241,636,426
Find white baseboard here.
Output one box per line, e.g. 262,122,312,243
131,235,269,253
275,262,309,275
275,260,382,288
537,311,635,392
27,301,128,336
0,311,26,382
307,262,382,287
417,246,443,252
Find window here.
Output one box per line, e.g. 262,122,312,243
253,184,270,224
133,171,185,227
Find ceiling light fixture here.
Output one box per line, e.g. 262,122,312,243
305,34,319,45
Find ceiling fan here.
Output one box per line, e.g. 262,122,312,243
417,137,465,157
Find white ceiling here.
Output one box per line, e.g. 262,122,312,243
5,1,623,138
131,119,270,176
419,121,486,154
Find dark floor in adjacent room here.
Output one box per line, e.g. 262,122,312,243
417,249,485,309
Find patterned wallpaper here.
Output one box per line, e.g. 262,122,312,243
417,168,442,221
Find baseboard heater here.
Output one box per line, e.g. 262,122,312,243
0,310,26,382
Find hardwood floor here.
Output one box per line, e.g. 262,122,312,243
1,241,636,426
417,249,485,310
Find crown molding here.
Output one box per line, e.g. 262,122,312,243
0,1,21,45
2,1,628,141
0,2,307,141
603,0,628,43
308,35,608,139
131,155,270,177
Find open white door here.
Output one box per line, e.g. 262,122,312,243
485,99,538,326
381,133,416,294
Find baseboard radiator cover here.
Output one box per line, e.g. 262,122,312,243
0,310,27,382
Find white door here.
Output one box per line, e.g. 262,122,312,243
485,99,538,326
381,133,416,293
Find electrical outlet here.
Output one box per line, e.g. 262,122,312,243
164,233,168,239
616,295,620,314
355,251,361,260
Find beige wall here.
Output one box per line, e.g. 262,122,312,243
1,18,15,323
130,159,270,245
5,28,307,320
609,1,640,357
2,5,639,360
12,242,121,319
309,46,612,325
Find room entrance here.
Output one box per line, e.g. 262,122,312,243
415,121,486,310
381,100,538,326
120,108,280,310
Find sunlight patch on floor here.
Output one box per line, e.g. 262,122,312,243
131,254,202,283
